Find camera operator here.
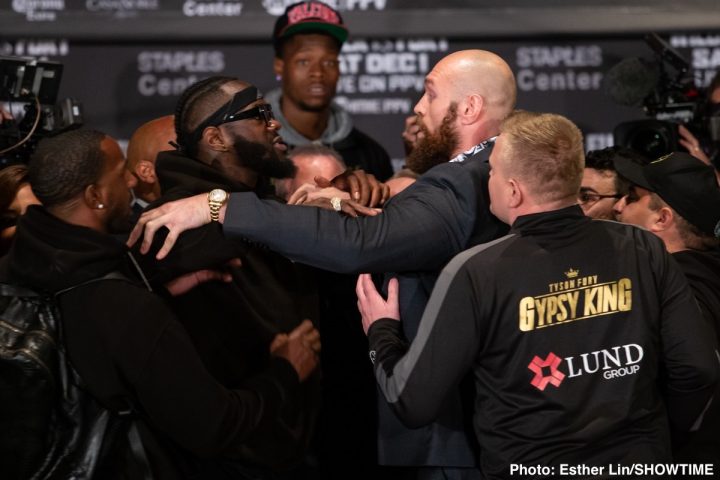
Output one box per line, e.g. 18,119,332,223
678,71,720,182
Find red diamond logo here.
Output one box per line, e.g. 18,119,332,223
528,352,566,391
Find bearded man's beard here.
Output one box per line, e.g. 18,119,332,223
234,137,297,179
405,103,459,175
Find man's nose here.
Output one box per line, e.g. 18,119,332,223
414,94,427,116
613,196,626,214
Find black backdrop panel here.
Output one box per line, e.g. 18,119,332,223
2,32,719,166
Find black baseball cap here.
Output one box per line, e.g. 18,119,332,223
273,1,348,51
614,151,720,237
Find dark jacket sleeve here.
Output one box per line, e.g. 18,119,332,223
107,289,300,458
655,242,720,431
367,256,483,428
223,162,481,274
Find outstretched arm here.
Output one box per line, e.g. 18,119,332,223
129,161,497,274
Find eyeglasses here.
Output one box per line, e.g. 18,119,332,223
219,103,275,127
578,189,623,206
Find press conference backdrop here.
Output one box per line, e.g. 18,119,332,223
2,0,720,166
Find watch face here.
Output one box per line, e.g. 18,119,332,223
209,189,227,202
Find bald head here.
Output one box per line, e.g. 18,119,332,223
414,50,517,153
437,50,516,123
127,115,176,203
126,115,176,171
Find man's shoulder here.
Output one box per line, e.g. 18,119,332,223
593,219,667,249
419,153,490,183
444,233,518,278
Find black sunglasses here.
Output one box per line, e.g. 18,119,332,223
219,103,275,127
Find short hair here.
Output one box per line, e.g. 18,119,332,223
288,143,346,168
585,146,650,196
174,76,236,157
499,111,585,202
28,129,106,208
646,192,720,250
0,164,30,212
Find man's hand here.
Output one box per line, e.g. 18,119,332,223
402,114,424,156
316,169,390,208
678,125,711,165
163,258,242,296
356,274,400,335
270,319,321,382
301,196,381,218
287,184,350,205
0,105,13,125
127,193,213,260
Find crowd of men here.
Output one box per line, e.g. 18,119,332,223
1,1,720,479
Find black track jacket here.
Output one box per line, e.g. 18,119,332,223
369,206,719,479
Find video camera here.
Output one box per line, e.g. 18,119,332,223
0,55,83,165
605,33,720,161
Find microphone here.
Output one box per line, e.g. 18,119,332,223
602,57,659,107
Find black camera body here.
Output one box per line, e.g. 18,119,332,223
0,55,83,165
608,34,720,161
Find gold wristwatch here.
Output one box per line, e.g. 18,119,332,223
207,189,229,222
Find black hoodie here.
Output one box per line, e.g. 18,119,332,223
131,150,321,470
0,206,300,479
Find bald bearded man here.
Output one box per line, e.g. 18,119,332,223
130,50,517,478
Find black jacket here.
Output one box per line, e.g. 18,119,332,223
216,148,508,466
368,206,719,479
0,206,300,479
670,247,720,465
133,150,321,470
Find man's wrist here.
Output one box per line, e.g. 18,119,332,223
218,201,228,224
207,189,229,223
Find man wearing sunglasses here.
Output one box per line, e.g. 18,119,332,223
131,76,323,476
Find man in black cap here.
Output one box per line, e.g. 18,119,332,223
613,151,720,465
269,0,394,181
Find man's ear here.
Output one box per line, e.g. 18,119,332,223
135,160,157,184
459,94,484,125
650,206,674,233
273,57,284,80
202,126,228,154
83,183,105,210
507,178,523,208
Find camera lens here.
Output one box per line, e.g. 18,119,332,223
629,128,671,159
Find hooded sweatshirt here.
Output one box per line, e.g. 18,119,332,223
0,206,300,479
265,88,394,180
131,150,321,470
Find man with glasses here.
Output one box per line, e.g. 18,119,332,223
131,76,322,476
579,146,648,220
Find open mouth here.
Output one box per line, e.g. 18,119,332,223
308,84,328,96
273,136,288,152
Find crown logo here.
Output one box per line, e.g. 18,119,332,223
565,268,579,279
